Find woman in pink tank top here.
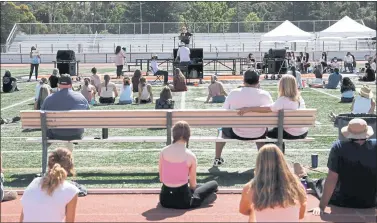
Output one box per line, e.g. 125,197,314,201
239,144,307,222
159,121,218,209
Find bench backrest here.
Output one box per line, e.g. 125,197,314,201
20,109,316,129
20,110,168,129
171,109,317,128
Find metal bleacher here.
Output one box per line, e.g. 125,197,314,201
7,32,374,54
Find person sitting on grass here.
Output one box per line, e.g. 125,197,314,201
35,77,49,102
20,148,79,222
99,74,118,104
34,83,51,110
137,77,153,104
287,66,303,89
324,68,342,89
159,121,218,209
308,65,324,88
351,85,375,114
359,63,376,82
90,67,101,93
1,153,18,202
49,68,60,93
119,76,133,105
339,77,355,103
169,68,187,92
2,70,19,93
239,144,307,222
155,86,174,109
306,119,376,215
132,69,142,101
205,75,227,103
238,75,308,151
214,70,273,166
80,77,97,105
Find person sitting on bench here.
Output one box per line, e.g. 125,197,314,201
159,121,218,209
99,74,118,104
137,77,153,104
155,86,174,109
213,70,273,166
238,75,308,151
343,52,354,73
150,55,169,85
205,75,227,103
308,119,376,215
169,68,187,92
119,77,133,105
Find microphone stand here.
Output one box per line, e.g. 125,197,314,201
215,47,218,75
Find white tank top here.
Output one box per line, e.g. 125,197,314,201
140,84,150,100
21,177,79,222
352,95,372,114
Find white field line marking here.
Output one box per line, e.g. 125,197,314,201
309,88,340,99
1,148,332,154
1,97,34,111
180,91,186,109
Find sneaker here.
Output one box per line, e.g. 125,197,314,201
3,191,18,201
213,158,224,166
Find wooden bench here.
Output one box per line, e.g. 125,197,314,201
20,109,316,174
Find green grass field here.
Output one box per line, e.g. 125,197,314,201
1,64,376,189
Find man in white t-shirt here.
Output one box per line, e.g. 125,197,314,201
344,52,354,73
176,44,191,62
214,70,273,166
150,55,169,85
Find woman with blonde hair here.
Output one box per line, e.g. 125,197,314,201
169,68,187,92
155,86,174,109
137,77,153,104
239,144,307,222
159,121,218,209
34,83,51,110
99,74,118,104
238,75,308,140
20,148,79,222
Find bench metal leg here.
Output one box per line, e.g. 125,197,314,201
166,112,172,145
40,111,48,175
102,128,109,139
277,110,284,153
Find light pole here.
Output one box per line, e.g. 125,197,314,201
140,2,143,34
91,12,94,33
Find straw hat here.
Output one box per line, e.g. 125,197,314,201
358,85,373,99
341,118,374,139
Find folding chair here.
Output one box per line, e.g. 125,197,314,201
153,71,163,83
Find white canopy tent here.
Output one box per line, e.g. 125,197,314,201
318,16,376,39
261,20,314,42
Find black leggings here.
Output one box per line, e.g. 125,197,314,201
159,181,218,209
267,128,308,139
340,97,354,103
116,65,123,77
29,64,39,80
99,97,115,104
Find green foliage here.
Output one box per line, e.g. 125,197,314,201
244,12,261,32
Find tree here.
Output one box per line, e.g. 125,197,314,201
244,13,261,32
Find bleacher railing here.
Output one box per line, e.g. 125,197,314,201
14,20,364,35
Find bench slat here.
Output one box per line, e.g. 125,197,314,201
20,110,169,118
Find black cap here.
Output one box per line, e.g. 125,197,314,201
58,74,72,85
243,70,259,85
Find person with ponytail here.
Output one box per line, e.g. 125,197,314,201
287,66,303,89
159,121,218,209
20,148,79,222
81,77,97,105
34,83,51,110
119,76,133,104
99,74,118,104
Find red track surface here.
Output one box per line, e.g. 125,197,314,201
1,194,375,222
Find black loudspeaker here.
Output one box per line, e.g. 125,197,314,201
57,62,76,76
271,49,286,59
267,60,285,74
56,50,76,61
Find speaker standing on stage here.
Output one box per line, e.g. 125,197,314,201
29,46,40,82
114,46,126,79
179,26,192,45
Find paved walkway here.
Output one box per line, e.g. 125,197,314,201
1,194,375,222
